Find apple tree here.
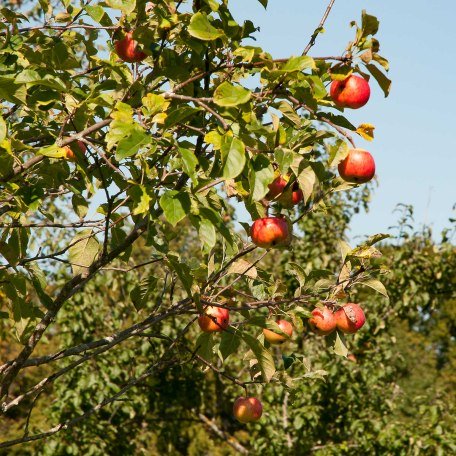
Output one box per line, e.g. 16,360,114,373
0,0,397,451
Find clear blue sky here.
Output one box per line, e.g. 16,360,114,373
229,0,456,240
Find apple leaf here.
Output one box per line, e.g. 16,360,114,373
278,56,316,73
213,82,251,107
68,230,100,277
328,140,350,168
356,123,375,141
365,63,391,97
248,154,275,201
227,259,258,279
242,333,276,382
360,278,389,299
195,332,214,363
333,331,349,357
220,136,246,179
159,190,191,226
219,331,241,360
188,12,225,41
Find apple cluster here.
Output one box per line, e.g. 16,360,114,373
112,31,373,425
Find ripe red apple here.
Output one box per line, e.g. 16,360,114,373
198,306,230,333
263,319,293,344
309,306,337,336
251,216,291,249
64,140,87,161
114,31,147,63
266,175,288,199
266,175,303,207
330,74,370,109
335,303,366,334
233,397,263,423
338,148,375,183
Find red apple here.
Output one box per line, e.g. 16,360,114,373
233,397,263,423
64,140,87,161
330,74,370,109
338,148,375,183
251,216,291,249
267,175,303,207
266,175,288,199
114,31,147,63
198,306,230,333
263,319,293,345
309,306,336,336
335,303,366,334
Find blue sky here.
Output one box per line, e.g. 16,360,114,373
229,0,456,240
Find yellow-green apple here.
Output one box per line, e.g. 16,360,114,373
251,216,291,249
309,306,336,335
330,74,370,109
198,306,230,333
335,303,366,334
338,148,375,183
233,397,263,423
115,31,147,63
263,319,293,344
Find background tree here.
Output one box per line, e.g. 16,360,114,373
0,0,454,454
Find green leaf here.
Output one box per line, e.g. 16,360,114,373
219,331,241,360
328,140,349,168
333,331,349,357
249,154,274,201
166,253,194,297
295,166,316,203
361,10,379,37
159,190,191,226
213,82,251,107
365,64,391,97
105,0,136,14
0,117,6,143
68,230,100,276
188,12,225,41
179,148,199,183
242,333,276,382
116,127,150,160
360,279,389,299
196,332,214,362
220,137,246,179
278,56,316,73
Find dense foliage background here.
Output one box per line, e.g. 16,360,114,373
0,0,454,454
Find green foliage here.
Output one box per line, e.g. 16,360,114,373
0,1,453,455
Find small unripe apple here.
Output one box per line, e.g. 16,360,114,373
330,74,370,109
251,216,291,249
263,319,293,344
338,148,375,183
64,140,87,161
233,397,263,423
114,31,147,63
309,306,336,336
334,303,366,334
198,306,230,333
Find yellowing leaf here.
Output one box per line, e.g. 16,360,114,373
356,123,375,141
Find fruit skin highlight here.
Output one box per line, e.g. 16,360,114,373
330,74,371,109
335,303,366,334
263,320,293,344
64,140,87,161
251,217,291,249
309,307,337,335
115,31,147,63
197,306,230,333
338,148,376,184
233,397,263,423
